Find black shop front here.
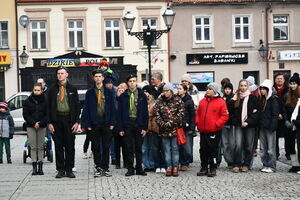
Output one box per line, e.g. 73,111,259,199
20,51,137,91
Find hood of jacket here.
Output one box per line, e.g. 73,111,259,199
260,79,273,100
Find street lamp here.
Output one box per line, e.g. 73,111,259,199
19,45,29,65
123,7,175,82
258,40,268,59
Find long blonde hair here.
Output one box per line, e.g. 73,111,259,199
234,79,249,108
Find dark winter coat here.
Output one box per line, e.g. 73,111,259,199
258,96,279,131
23,94,48,128
150,83,165,100
282,94,297,123
231,94,259,128
196,95,229,134
181,94,195,132
118,88,148,132
47,81,81,125
223,93,234,125
84,85,116,128
154,94,184,137
273,84,289,115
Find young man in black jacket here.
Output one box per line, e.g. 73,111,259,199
84,70,116,177
47,67,81,178
118,74,148,176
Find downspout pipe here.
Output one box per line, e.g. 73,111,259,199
265,4,271,79
15,0,20,92
167,0,171,82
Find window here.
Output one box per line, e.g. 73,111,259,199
234,16,250,42
68,20,83,49
273,15,289,41
105,19,120,48
31,21,47,50
194,16,211,43
0,21,8,48
8,95,28,111
142,18,157,46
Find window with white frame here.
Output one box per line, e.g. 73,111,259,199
105,19,120,48
142,18,157,46
234,16,250,42
273,15,289,41
0,21,8,48
31,21,47,50
68,20,83,49
194,16,212,43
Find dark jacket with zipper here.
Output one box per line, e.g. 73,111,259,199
258,96,279,131
47,81,80,125
223,94,234,125
231,94,259,128
181,94,195,132
118,88,148,132
84,85,116,128
23,93,47,128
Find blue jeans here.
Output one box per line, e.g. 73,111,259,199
179,132,193,166
142,132,156,169
260,128,276,170
221,125,235,166
153,132,166,168
162,136,179,167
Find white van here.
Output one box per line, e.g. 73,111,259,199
6,90,87,130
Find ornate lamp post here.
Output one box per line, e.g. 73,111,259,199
123,7,175,82
19,45,29,65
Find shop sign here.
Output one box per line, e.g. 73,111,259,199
47,59,76,67
187,53,248,65
79,58,107,67
278,50,300,61
0,53,11,65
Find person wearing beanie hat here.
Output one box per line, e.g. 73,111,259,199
283,73,300,172
195,82,229,177
154,83,184,177
118,74,148,176
181,74,192,83
181,74,199,105
246,76,259,97
0,101,14,164
99,58,116,82
84,68,116,177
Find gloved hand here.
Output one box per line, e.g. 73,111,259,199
285,120,293,129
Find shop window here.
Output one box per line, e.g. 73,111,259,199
0,21,8,48
105,19,120,48
273,15,289,41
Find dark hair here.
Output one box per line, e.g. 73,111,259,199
285,86,300,107
56,66,68,73
259,87,269,111
221,78,231,87
33,83,43,90
180,83,188,92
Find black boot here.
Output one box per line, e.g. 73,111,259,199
32,162,38,175
37,162,44,175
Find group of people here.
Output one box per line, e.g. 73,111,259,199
0,59,299,179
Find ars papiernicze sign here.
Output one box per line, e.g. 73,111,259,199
187,53,248,65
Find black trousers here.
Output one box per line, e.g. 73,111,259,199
276,120,286,157
89,123,112,170
200,131,221,169
52,115,75,172
83,133,91,153
123,119,144,170
114,129,128,166
285,128,296,156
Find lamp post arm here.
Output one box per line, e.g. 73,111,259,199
127,29,170,41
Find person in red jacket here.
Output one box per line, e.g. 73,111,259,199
195,82,229,177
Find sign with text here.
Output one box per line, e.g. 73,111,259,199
79,58,107,67
0,53,11,65
47,59,76,67
187,53,248,65
278,50,300,61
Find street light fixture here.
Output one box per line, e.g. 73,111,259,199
19,45,29,65
122,7,175,82
258,40,268,59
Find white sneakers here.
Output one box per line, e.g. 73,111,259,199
155,168,166,173
82,153,88,159
261,167,274,173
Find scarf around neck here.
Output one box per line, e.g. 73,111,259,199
233,90,251,123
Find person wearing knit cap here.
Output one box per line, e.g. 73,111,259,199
0,102,14,164
283,72,300,172
195,82,228,177
154,82,184,176
181,74,199,107
246,76,259,97
99,58,116,82
84,69,116,177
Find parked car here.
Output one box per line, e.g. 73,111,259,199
6,90,87,130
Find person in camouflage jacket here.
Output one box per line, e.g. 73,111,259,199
154,83,184,177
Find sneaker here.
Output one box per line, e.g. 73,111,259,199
55,171,65,178
197,168,208,176
180,165,188,171
94,167,103,177
241,166,249,173
264,168,274,173
66,171,76,178
166,167,173,176
261,167,268,172
160,168,166,173
72,167,77,172
82,153,88,159
232,167,240,173
155,168,161,173
297,171,300,174
0,159,2,164
7,159,12,164
103,169,112,177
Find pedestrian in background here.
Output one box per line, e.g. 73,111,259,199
0,102,14,164
154,83,184,177
195,82,228,177
47,67,81,178
23,83,47,175
231,79,259,173
177,84,195,171
258,80,279,173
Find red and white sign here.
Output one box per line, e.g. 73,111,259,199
79,58,108,67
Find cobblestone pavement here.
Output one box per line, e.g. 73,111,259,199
0,134,300,200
